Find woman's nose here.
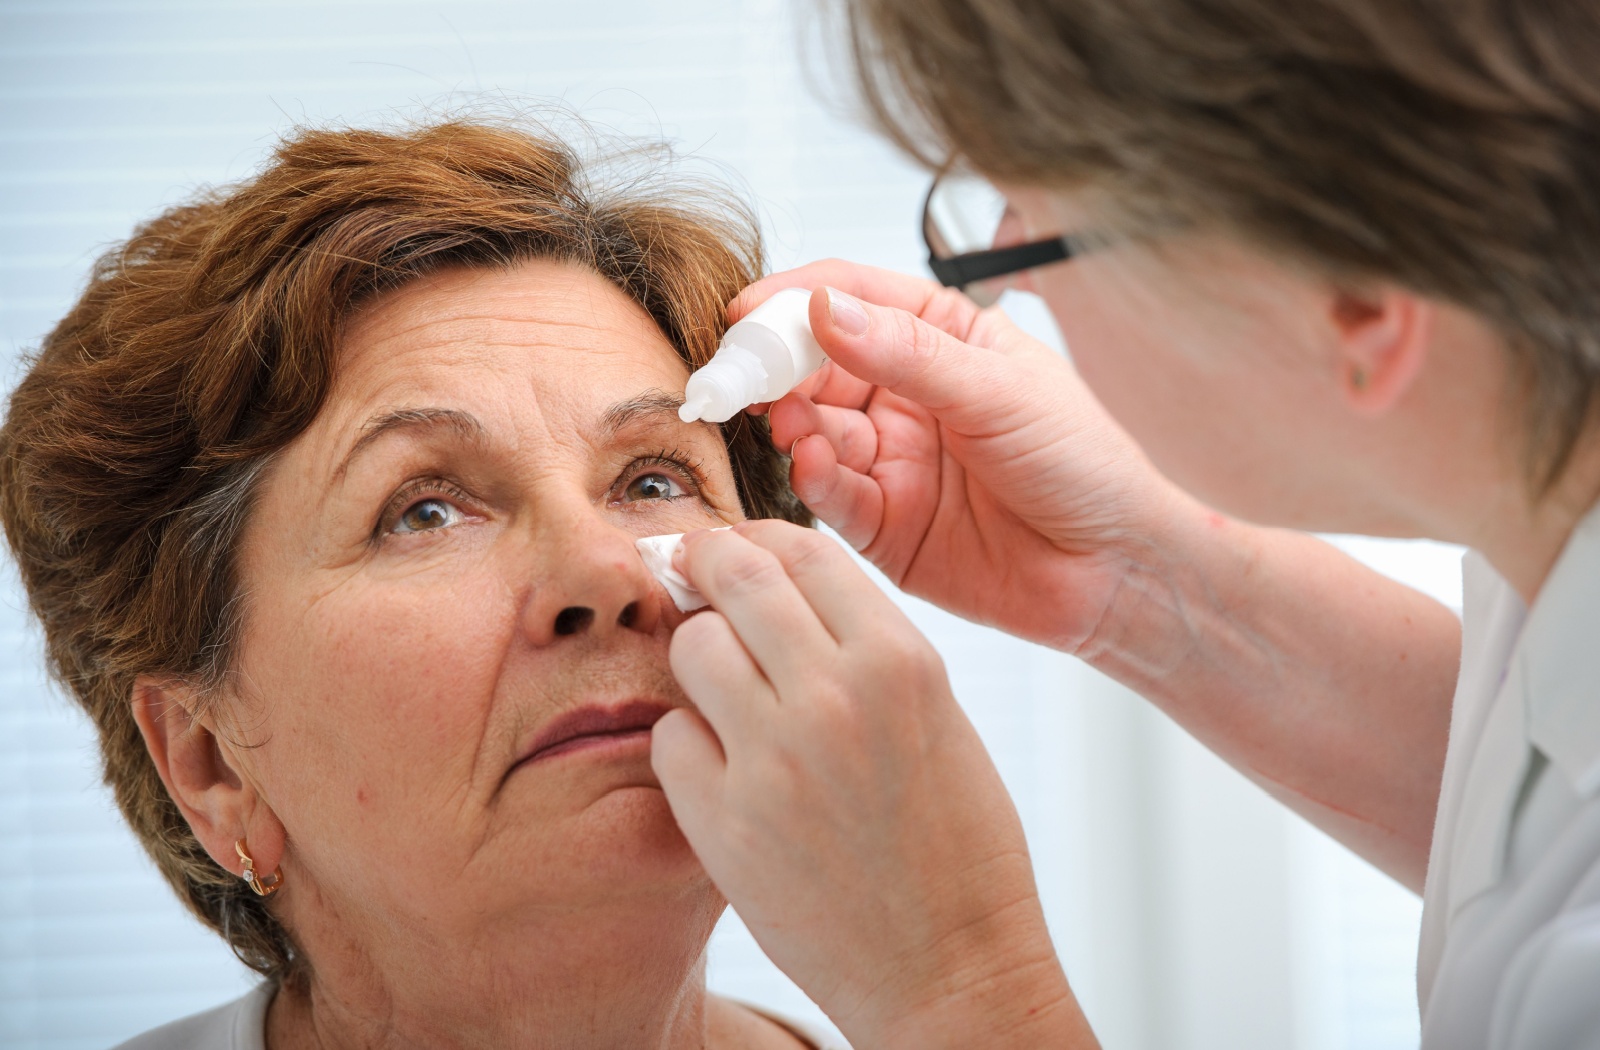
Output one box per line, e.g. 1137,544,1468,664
519,512,668,647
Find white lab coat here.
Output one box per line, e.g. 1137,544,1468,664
1419,502,1600,1047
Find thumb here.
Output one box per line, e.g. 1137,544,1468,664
809,287,1028,430
651,708,727,845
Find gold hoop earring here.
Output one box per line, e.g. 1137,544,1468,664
235,838,283,897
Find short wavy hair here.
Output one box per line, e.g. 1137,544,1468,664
0,119,808,982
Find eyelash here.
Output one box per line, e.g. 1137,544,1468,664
375,478,477,539
615,450,709,504
373,450,709,540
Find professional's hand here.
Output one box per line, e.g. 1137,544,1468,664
652,521,1094,1049
730,263,1465,894
733,261,1189,652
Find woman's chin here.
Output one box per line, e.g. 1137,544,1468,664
585,783,700,866
510,782,709,899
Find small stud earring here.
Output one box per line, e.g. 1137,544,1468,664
235,838,283,897
1351,367,1368,391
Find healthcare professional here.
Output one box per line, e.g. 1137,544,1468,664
649,0,1600,1047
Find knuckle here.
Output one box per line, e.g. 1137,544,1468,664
649,713,691,765
837,424,878,472
719,809,768,867
795,682,863,747
709,545,787,597
897,312,947,370
874,629,942,685
669,612,730,667
735,517,791,544
671,610,712,647
784,527,843,576
737,519,848,583
926,285,977,331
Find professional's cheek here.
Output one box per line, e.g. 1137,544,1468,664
1036,261,1236,478
1035,265,1169,422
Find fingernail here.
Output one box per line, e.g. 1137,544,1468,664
825,287,869,336
670,537,688,574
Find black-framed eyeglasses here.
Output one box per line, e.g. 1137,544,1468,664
921,162,1076,307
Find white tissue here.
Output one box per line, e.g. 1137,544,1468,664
636,528,730,612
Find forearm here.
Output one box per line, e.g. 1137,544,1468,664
1079,497,1461,890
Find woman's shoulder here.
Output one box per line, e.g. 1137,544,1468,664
110,983,271,1050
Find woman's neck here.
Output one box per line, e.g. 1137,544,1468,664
265,891,738,1050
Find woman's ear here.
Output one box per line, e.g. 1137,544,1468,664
1329,285,1434,415
131,676,286,880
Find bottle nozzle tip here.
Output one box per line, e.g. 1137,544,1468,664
679,395,710,423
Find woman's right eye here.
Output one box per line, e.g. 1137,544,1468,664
392,497,464,534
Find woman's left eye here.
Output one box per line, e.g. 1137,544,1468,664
624,472,686,502
392,497,464,534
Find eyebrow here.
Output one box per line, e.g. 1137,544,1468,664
334,407,488,481
598,390,711,441
333,391,706,483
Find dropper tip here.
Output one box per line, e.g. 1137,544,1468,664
679,395,710,423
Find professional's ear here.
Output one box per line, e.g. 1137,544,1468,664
1329,285,1433,414
131,676,285,881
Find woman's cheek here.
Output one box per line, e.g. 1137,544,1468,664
259,562,517,825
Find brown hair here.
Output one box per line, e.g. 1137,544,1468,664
0,119,807,981
848,0,1600,484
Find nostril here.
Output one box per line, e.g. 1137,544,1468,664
553,606,594,636
618,601,639,629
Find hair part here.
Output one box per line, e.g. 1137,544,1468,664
0,118,808,983
847,0,1600,486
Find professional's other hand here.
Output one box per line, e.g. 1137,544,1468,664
651,521,1095,1049
733,261,1460,894
733,262,1184,652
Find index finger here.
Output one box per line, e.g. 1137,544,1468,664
750,359,876,416
743,357,871,417
680,527,840,689
730,259,983,343
727,520,912,644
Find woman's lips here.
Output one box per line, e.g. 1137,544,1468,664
519,700,672,766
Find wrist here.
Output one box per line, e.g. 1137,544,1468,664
840,893,1097,1049
1071,480,1257,679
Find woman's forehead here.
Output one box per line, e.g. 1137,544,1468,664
330,262,691,424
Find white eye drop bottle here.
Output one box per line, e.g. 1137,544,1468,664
678,287,826,424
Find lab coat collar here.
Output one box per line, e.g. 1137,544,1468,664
1442,499,1600,919
1522,500,1600,799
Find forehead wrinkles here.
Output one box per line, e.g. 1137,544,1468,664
345,263,666,353
337,302,684,405
310,266,698,470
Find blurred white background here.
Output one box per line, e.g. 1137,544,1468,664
0,2,1456,1047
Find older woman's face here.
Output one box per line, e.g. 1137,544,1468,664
230,261,739,945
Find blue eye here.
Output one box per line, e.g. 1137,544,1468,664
625,472,684,502
393,497,461,533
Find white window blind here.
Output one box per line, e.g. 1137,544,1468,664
2,3,1440,1047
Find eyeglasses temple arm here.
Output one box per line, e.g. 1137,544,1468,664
927,237,1072,289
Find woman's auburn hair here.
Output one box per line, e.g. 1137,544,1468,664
849,0,1600,485
0,119,808,982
